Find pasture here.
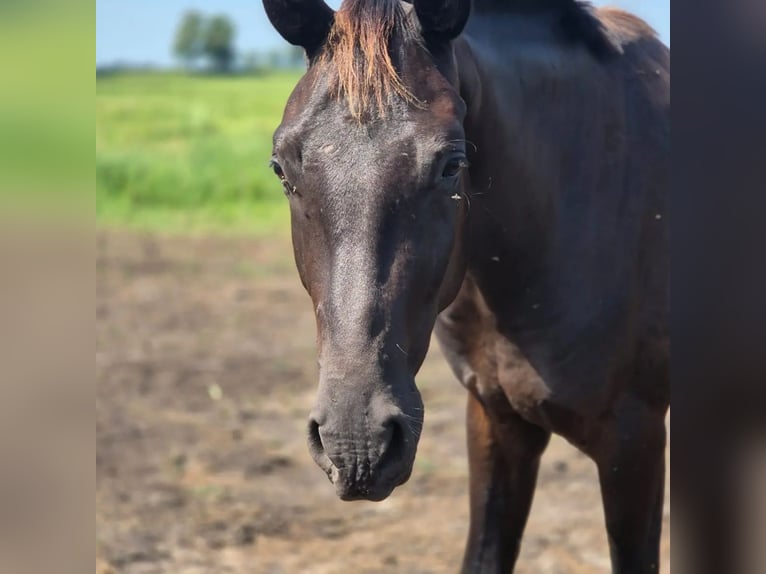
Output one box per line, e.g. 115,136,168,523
96,74,669,573
97,72,300,235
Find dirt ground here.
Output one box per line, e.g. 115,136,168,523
96,231,670,574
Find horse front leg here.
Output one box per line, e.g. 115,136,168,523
593,396,667,574
462,389,550,574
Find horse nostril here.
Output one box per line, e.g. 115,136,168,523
307,418,340,483
308,418,325,457
379,417,407,469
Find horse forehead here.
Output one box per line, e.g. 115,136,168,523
304,109,447,162
276,84,464,171
314,129,417,190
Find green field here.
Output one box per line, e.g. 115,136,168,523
97,72,302,234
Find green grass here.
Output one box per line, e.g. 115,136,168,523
0,0,92,206
97,72,302,235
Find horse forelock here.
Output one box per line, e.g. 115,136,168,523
317,0,423,121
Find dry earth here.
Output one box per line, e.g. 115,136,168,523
96,231,670,574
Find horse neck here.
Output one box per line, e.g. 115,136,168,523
453,20,613,251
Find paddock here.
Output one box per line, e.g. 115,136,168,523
96,231,669,574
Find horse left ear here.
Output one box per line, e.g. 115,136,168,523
412,0,471,41
262,0,335,57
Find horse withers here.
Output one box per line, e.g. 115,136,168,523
263,0,669,571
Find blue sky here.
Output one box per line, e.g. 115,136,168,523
96,0,669,66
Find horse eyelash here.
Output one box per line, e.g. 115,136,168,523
449,139,478,153
268,158,283,175
268,159,297,195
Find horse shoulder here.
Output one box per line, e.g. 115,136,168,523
436,277,552,421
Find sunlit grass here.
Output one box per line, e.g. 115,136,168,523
97,72,301,235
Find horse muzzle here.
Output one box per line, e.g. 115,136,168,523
307,402,419,501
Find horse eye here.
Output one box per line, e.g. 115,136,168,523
442,157,468,179
270,159,285,180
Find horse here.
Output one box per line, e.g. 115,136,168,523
262,0,669,571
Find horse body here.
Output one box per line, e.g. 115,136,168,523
263,1,669,571
448,5,669,429
437,10,669,571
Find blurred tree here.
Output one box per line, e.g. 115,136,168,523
203,15,236,73
173,11,204,70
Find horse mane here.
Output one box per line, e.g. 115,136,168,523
317,0,420,121
316,0,651,120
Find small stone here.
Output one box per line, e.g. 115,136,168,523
208,383,223,401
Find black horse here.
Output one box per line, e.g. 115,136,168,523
263,0,669,571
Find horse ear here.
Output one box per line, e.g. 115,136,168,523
412,0,471,41
262,0,335,57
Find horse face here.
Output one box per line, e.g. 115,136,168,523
266,0,470,501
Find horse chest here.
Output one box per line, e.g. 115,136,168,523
489,336,551,418
468,335,599,444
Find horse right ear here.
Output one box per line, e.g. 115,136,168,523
262,0,335,57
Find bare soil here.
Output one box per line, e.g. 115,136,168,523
96,231,669,574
